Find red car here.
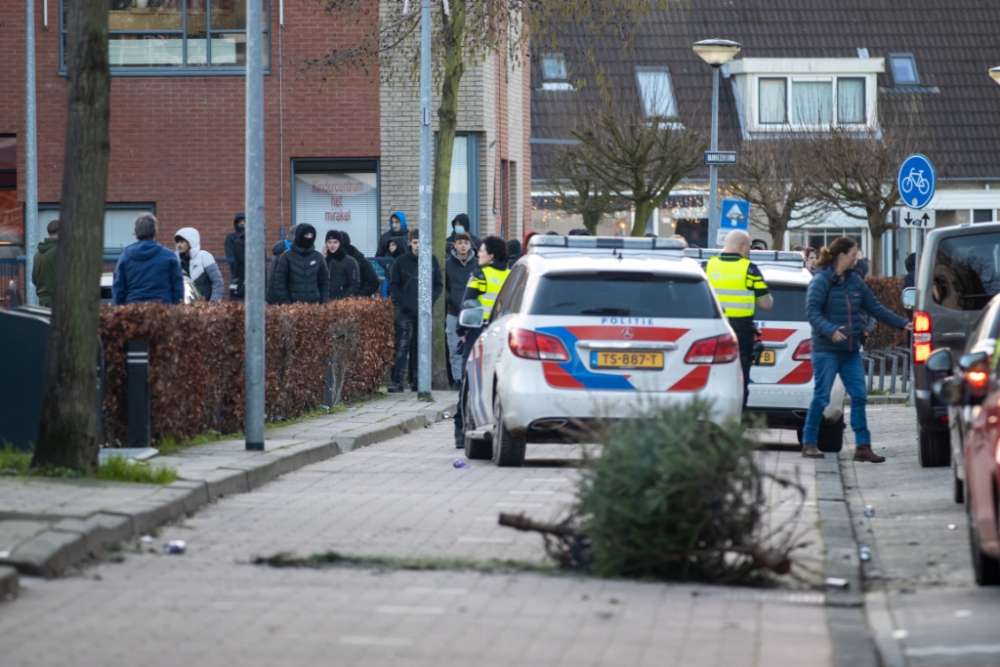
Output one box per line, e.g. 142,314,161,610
931,344,1000,586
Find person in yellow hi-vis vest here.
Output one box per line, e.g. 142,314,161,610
706,230,774,411
453,236,511,447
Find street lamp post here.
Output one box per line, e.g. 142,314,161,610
693,39,741,248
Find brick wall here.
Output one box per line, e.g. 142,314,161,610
0,0,380,259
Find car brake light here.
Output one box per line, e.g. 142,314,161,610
792,339,811,361
685,334,738,364
509,329,570,362
913,311,932,364
967,370,988,390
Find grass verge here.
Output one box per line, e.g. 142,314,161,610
253,551,558,576
0,445,178,484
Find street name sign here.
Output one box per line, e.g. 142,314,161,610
897,154,936,210
898,208,936,229
703,151,737,165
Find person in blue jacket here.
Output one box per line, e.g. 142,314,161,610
802,236,911,461
113,213,184,305
376,211,407,257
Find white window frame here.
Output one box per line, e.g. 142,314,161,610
729,58,882,134
635,66,678,119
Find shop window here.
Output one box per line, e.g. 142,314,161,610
291,158,380,256
63,1,270,74
0,136,20,258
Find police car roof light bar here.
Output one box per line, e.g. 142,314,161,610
683,248,805,265
528,236,688,252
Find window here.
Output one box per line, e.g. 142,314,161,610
973,209,994,223
540,54,567,82
792,81,832,125
889,53,920,86
760,285,807,322
758,78,787,124
494,264,526,318
63,1,270,74
438,134,480,236
837,78,866,124
0,136,19,257
790,228,865,256
291,159,380,256
932,234,1000,311
529,273,718,319
758,76,868,128
635,67,677,118
36,203,156,256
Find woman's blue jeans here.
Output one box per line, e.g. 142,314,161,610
803,350,869,446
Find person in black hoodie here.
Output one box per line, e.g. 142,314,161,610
225,213,246,300
387,228,443,392
341,231,382,297
506,239,523,269
271,224,330,304
445,213,481,253
323,229,361,300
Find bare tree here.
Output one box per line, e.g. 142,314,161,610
312,0,679,386
724,136,826,249
807,115,918,275
569,111,704,236
547,150,628,234
32,0,111,472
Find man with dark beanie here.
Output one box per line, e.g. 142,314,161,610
271,224,330,304
323,229,360,300
453,235,510,446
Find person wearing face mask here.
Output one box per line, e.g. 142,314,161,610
174,227,225,301
271,224,330,305
225,213,246,300
323,229,360,300
445,213,481,254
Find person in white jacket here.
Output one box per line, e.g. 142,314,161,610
174,227,225,301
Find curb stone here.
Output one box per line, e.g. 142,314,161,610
0,397,456,579
814,456,880,667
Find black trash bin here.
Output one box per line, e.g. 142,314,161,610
0,307,103,452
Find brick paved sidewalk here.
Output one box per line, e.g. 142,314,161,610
0,420,833,667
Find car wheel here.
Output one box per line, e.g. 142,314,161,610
463,387,492,460
817,417,845,453
967,484,1000,586
492,392,526,467
918,428,950,468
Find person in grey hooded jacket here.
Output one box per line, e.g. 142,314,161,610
174,227,225,301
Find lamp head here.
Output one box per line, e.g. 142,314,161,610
991,66,1000,86
693,39,741,67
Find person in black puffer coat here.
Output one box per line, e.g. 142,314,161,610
341,231,381,297
387,228,443,392
224,212,246,300
271,224,330,304
323,229,360,300
266,224,296,305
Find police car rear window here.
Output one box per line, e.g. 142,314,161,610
933,234,1000,311
529,272,718,319
761,284,807,322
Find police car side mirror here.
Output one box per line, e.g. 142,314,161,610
901,287,916,311
459,307,485,330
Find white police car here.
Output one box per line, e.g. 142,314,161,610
458,236,743,467
686,249,846,450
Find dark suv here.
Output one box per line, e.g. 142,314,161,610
906,222,1000,467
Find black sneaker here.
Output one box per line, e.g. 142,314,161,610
387,384,404,393
455,439,464,449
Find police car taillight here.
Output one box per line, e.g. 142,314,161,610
684,334,739,364
509,329,571,362
792,340,811,361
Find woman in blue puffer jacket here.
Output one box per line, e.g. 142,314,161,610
803,237,912,461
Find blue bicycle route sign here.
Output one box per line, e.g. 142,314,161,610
897,154,936,210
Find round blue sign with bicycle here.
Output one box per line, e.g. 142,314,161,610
897,154,936,210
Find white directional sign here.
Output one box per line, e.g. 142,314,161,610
898,208,936,229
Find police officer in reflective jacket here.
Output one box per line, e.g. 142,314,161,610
706,230,773,410
453,236,510,447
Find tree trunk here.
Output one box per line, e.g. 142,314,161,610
631,198,655,237
581,208,602,235
32,0,111,472
430,0,466,391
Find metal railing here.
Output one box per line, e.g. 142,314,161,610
862,346,910,394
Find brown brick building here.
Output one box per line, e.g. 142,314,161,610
0,0,529,273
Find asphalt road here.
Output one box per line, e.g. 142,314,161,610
840,405,1000,667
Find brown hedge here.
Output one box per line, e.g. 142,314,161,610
99,298,395,445
864,276,907,352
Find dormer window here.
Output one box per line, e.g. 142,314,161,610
729,58,882,134
889,53,920,86
635,67,678,118
540,54,573,91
